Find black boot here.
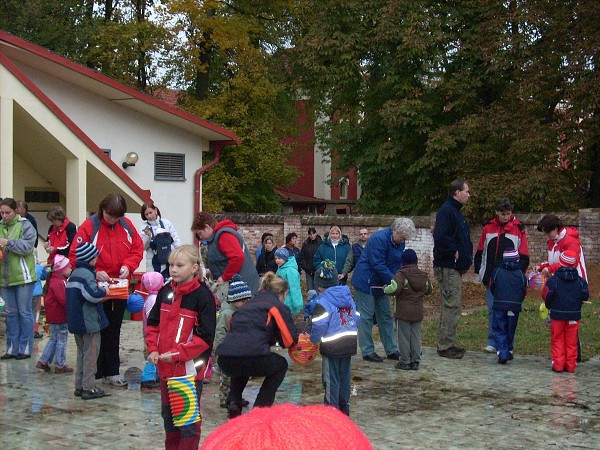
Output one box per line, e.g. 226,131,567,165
227,401,242,419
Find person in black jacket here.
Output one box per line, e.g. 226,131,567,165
217,272,299,419
433,179,473,359
255,236,278,276
300,227,322,291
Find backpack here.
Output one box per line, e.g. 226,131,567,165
148,220,173,264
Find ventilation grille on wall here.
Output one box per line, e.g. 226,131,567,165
155,152,185,181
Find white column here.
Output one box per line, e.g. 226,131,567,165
0,97,14,197
66,157,87,224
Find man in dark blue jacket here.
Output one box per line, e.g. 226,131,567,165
433,179,473,359
352,218,416,363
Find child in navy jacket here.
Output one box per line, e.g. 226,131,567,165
305,261,359,416
490,248,527,364
542,250,589,373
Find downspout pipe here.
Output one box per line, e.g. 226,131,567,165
194,140,239,216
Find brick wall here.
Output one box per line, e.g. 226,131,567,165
213,209,599,275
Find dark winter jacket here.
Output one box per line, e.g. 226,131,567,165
66,261,108,334
490,260,528,312
216,290,299,358
474,216,529,286
146,278,217,380
286,245,302,272
342,240,366,276
255,247,278,276
351,227,405,296
300,235,322,275
543,268,589,321
308,285,359,358
387,264,432,322
433,197,473,272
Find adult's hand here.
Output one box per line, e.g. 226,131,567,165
147,351,159,364
96,271,110,282
119,266,130,278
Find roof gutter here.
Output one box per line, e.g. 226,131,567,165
194,140,240,216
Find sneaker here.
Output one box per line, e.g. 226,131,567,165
81,387,106,400
103,374,128,387
55,365,74,373
386,352,401,361
395,362,411,370
508,353,514,361
36,361,51,372
34,332,44,339
74,388,83,397
362,353,384,363
484,345,496,353
15,353,31,360
227,401,242,419
0,353,16,360
437,348,464,359
498,358,508,365
410,362,419,370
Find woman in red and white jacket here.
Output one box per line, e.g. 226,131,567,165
69,193,143,387
535,214,588,281
474,198,529,354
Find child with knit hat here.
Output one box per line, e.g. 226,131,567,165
489,248,528,364
304,260,359,415
66,243,108,399
383,249,432,370
214,275,253,409
275,247,303,314
542,250,589,373
36,255,73,373
201,403,372,449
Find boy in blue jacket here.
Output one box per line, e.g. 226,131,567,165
542,250,589,373
66,243,108,400
490,248,527,365
305,260,360,416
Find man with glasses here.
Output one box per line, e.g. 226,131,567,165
191,212,259,303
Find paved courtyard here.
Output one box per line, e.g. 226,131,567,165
0,320,598,449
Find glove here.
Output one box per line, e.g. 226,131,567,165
383,279,398,294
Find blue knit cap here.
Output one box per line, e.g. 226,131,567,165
401,249,418,265
274,247,290,262
75,242,99,263
227,274,252,303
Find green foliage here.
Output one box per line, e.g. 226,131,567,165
291,0,599,215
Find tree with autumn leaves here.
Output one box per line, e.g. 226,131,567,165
1,0,597,216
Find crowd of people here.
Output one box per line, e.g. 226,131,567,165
0,183,591,448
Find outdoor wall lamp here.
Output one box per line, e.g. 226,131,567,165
122,152,139,169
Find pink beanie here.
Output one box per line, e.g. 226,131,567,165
201,404,372,450
52,255,71,274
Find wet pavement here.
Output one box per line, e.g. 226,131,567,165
1,320,599,449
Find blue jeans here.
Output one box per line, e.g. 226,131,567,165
39,323,69,366
492,310,519,360
354,289,397,356
1,283,35,355
322,355,351,415
485,287,495,348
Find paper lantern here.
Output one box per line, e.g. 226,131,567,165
527,272,547,290
167,375,201,427
288,332,319,365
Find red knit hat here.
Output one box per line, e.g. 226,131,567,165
201,404,372,450
559,250,577,268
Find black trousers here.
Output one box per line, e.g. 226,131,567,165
218,353,288,407
96,299,126,379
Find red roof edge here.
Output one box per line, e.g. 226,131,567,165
0,31,238,141
275,189,327,204
0,49,152,203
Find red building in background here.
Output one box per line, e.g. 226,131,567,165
278,99,359,214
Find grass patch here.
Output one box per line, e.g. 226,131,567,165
422,298,600,360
